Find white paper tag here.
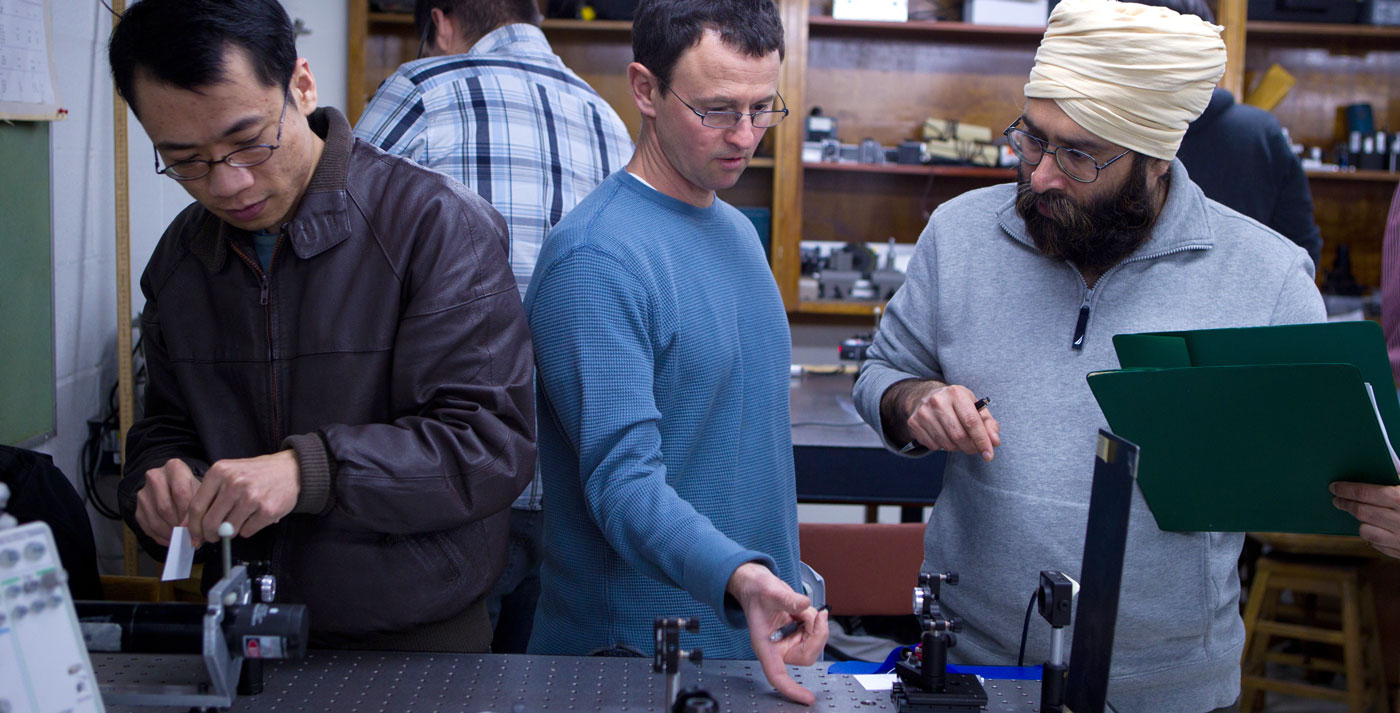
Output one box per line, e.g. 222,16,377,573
853,673,897,691
161,526,195,581
1363,383,1400,470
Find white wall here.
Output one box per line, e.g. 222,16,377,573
283,0,348,115
37,0,123,571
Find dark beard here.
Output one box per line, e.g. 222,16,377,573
1015,155,1164,276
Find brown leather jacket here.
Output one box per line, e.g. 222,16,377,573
119,108,535,639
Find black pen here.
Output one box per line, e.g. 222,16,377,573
898,396,991,454
769,605,831,642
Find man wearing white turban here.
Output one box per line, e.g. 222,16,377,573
854,1,1326,711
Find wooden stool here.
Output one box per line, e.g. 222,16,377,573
1240,534,1389,713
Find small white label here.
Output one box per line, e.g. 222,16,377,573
833,0,908,22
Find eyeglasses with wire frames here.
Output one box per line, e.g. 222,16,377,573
154,94,290,181
1002,117,1130,183
660,80,789,129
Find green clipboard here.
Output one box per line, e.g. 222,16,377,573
1112,321,1400,453
1089,322,1400,535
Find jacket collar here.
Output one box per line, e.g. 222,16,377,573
997,158,1215,259
190,107,354,272
467,23,553,59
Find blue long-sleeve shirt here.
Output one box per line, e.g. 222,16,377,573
525,171,801,659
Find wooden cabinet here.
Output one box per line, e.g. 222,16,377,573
347,0,1400,314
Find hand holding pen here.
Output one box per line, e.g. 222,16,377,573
899,396,989,453
900,387,999,461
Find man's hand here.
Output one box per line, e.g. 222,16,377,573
134,458,201,546
186,450,301,546
1331,481,1400,558
727,562,829,705
903,383,1000,462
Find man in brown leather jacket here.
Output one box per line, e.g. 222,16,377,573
108,0,535,652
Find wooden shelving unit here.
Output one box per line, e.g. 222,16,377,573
366,11,411,24
364,11,632,31
775,0,1043,312
1306,169,1400,183
347,7,637,125
794,299,887,316
806,16,1045,40
348,0,1400,311
1246,20,1400,41
804,162,1014,179
1236,5,1400,287
539,19,632,33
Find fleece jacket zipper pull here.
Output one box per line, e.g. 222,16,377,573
1072,301,1090,351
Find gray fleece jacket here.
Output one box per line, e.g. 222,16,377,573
854,160,1325,713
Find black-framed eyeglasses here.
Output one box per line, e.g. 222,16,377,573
661,81,789,130
1003,117,1130,184
154,94,290,181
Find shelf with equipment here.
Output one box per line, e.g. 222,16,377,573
349,1,1399,313
1235,3,1400,288
803,162,1013,178
795,299,887,317
346,0,783,274
768,0,1041,312
1305,169,1400,183
1245,20,1400,41
805,15,1046,40
349,6,636,126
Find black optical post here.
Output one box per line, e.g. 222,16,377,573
891,571,988,713
1036,570,1076,713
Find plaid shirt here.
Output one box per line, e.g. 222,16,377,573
355,24,633,510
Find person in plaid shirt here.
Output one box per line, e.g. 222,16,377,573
354,0,632,653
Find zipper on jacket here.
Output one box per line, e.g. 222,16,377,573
228,235,286,444
265,231,285,442
1065,244,1211,351
1071,299,1091,351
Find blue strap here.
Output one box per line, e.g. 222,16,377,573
827,646,1042,681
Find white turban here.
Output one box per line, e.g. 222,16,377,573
1024,0,1227,160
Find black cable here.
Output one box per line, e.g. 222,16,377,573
1106,701,1120,713
1016,588,1037,667
87,431,121,519
82,417,121,520
80,330,145,521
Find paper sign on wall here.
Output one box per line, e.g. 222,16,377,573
0,0,63,120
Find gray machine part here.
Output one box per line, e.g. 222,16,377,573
98,565,251,709
96,653,1042,713
800,561,827,611
819,246,874,300
868,270,904,301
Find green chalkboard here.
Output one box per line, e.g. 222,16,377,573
0,121,55,445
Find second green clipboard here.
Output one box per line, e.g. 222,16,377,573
1087,362,1400,535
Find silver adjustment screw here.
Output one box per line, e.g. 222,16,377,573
258,575,277,603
